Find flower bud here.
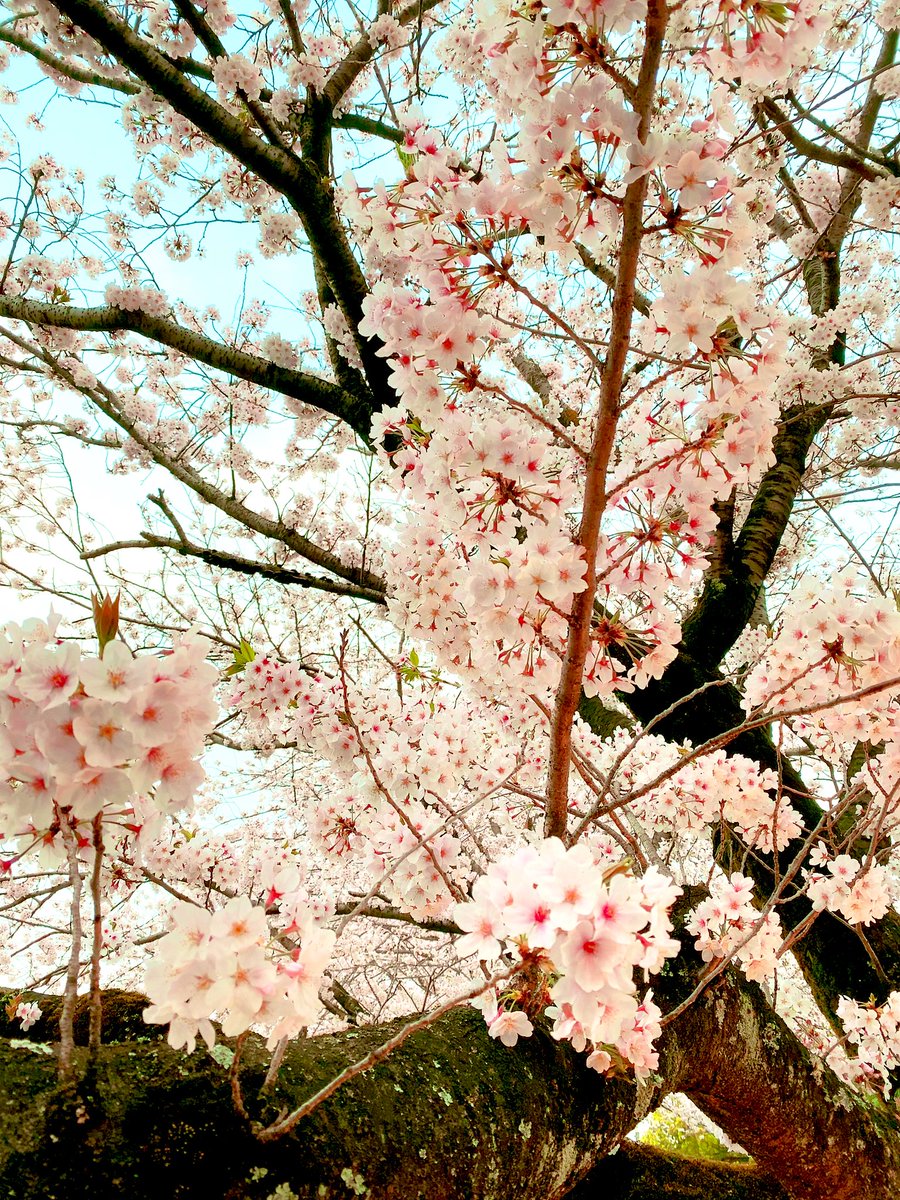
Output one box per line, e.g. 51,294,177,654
92,592,120,653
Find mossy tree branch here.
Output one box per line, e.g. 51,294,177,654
571,1142,789,1200
2,923,898,1200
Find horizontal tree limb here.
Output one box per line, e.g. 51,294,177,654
81,534,387,605
0,1002,669,1200
0,26,139,91
759,98,886,182
2,915,897,1200
1,330,387,598
0,295,374,441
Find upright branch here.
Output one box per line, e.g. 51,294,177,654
57,809,84,1080
677,25,898,673
88,812,104,1053
544,0,668,839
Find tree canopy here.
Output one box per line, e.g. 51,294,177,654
1,0,900,1195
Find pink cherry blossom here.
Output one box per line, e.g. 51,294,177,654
488,1009,533,1047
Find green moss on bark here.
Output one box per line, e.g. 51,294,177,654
0,1009,658,1200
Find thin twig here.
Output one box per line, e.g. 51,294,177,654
58,809,84,1080
250,968,514,1142
88,812,104,1053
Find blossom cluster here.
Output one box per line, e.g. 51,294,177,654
635,748,802,854
805,846,893,927
14,999,42,1031
0,615,217,860
454,839,681,1078
686,872,782,983
226,647,554,920
341,41,789,704
573,723,802,856
226,652,309,745
694,0,826,84
836,991,900,1098
743,575,900,753
143,894,336,1052
856,727,900,839
380,410,592,697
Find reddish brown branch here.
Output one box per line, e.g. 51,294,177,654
544,0,667,840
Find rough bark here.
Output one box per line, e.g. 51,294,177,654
677,403,832,672
0,1004,669,1200
669,965,900,1200
2,916,898,1200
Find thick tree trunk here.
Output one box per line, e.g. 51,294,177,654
3,937,898,1200
0,1002,669,1200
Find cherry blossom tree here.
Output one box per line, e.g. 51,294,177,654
1,0,900,1195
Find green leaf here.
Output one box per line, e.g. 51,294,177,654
224,639,257,677
9,1039,53,1055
